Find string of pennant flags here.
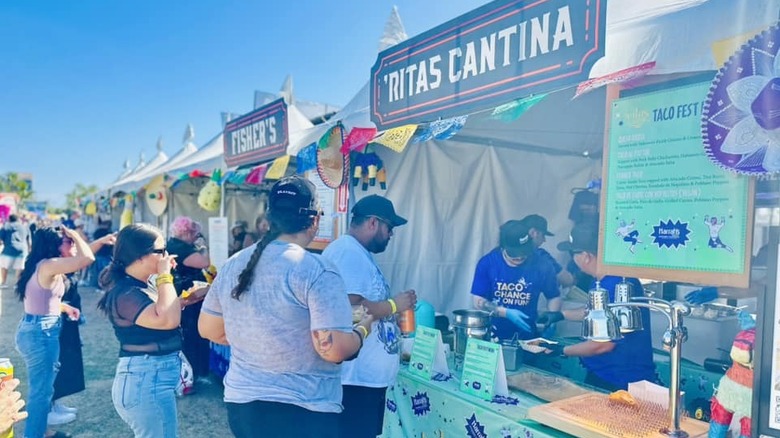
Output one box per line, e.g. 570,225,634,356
100,92,554,215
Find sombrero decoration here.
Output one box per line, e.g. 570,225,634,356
317,123,350,189
145,174,168,217
702,23,780,175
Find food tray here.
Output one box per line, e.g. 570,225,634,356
518,337,557,354
528,393,708,438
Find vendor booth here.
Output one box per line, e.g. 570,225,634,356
279,0,780,437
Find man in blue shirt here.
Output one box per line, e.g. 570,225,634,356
470,220,561,341
538,221,655,391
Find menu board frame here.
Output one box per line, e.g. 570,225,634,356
598,76,754,288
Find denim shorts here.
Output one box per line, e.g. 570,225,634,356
112,352,181,438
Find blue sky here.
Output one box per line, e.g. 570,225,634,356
0,0,486,206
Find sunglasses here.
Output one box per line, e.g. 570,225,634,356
368,215,394,232
62,238,74,245
151,247,167,255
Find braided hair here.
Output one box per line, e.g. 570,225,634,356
232,176,319,300
16,227,64,301
97,224,162,313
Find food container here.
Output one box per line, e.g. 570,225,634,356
501,341,522,371
451,309,491,359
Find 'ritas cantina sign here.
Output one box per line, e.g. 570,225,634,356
370,0,606,130
224,98,289,168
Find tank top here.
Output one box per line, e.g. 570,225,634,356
24,264,66,316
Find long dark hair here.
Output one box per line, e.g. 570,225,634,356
232,177,318,300
97,224,162,313
16,227,65,301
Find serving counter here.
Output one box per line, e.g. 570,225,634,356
381,363,578,438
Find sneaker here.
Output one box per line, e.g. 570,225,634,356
53,401,78,414
47,410,76,426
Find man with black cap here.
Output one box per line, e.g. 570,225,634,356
322,194,416,438
521,213,574,287
470,220,561,341
536,221,655,391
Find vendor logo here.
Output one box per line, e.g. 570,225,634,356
411,392,431,416
465,413,488,438
386,398,397,413
650,219,690,249
495,279,533,306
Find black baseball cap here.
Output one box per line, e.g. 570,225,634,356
269,176,317,216
557,221,599,254
521,214,554,236
499,220,535,258
352,195,407,227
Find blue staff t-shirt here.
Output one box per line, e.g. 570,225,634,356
580,276,656,389
470,248,559,341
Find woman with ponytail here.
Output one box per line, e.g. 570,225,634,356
96,224,182,438
198,176,373,438
15,226,93,438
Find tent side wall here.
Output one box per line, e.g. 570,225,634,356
372,139,601,318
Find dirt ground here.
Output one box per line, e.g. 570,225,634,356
0,280,230,437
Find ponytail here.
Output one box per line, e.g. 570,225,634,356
231,229,280,300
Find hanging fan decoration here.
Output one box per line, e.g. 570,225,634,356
120,194,134,230
197,169,222,212
145,174,168,217
317,123,350,188
702,24,780,175
84,201,97,216
351,152,386,191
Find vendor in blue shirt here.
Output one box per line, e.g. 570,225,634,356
470,220,561,341
537,221,655,391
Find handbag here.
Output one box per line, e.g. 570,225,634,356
176,351,195,396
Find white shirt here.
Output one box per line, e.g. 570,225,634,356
322,235,400,388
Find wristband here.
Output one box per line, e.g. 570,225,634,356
155,274,174,287
354,325,369,340
352,329,365,350
387,298,398,314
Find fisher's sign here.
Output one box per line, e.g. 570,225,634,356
370,0,606,130
224,98,289,168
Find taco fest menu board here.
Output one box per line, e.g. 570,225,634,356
600,80,753,287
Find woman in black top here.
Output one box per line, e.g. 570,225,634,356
167,216,211,385
97,224,181,438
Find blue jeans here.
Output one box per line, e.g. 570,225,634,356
15,314,62,438
112,352,181,438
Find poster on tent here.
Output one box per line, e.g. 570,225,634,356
600,79,753,288
306,172,340,250
208,217,229,271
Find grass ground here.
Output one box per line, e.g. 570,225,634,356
0,280,229,437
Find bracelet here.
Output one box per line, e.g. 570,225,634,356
60,303,67,313
155,274,174,287
352,329,365,350
387,298,398,314
354,325,369,340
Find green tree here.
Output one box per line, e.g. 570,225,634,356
65,183,99,210
0,172,34,202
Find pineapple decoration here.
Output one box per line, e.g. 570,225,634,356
119,194,134,230
197,169,222,212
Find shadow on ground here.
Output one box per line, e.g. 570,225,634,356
0,282,229,437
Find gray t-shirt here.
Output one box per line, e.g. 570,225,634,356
201,240,352,413
1,222,29,257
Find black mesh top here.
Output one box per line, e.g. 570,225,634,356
105,275,182,357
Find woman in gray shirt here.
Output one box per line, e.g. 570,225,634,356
199,176,373,438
